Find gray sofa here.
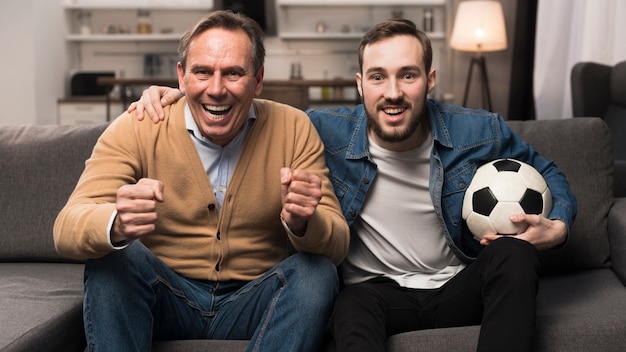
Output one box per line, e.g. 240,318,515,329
1,117,625,352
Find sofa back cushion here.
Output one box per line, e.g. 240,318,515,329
0,123,108,262
507,117,613,273
0,118,612,271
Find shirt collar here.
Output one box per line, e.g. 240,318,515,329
185,102,257,147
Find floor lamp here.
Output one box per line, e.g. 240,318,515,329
450,1,507,111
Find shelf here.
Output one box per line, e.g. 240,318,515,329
279,31,446,41
63,0,213,9
63,3,212,42
66,33,183,42
277,0,445,6
58,96,120,103
277,0,447,43
280,32,364,40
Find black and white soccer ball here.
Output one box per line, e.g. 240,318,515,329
461,158,552,240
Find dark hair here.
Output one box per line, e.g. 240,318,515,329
178,10,265,74
358,19,433,74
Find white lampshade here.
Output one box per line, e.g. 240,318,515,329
450,0,507,52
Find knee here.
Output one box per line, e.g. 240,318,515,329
490,237,538,261
481,237,540,281
86,241,148,269
284,253,340,301
84,242,154,288
289,253,338,283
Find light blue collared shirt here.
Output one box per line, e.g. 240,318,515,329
185,103,256,211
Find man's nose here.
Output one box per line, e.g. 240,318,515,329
206,74,227,97
385,79,403,101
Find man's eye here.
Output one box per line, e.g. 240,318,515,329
371,74,383,81
195,71,210,79
225,71,243,80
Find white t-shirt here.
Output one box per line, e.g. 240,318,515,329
341,134,465,289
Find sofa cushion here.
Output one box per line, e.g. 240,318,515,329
0,124,108,262
533,269,626,351
0,263,85,352
506,118,613,273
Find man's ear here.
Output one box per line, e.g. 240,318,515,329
427,69,436,94
356,72,363,97
177,62,186,95
254,66,265,97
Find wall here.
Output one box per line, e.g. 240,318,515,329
65,1,449,106
0,0,518,125
35,0,66,124
0,1,65,125
0,2,37,124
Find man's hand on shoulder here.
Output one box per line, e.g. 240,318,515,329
127,85,183,124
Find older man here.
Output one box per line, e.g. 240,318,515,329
54,11,348,352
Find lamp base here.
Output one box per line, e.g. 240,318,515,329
462,55,492,111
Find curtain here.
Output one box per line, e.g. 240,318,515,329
533,0,626,120
507,0,538,120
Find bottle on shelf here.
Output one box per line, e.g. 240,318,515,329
77,10,92,35
332,77,344,101
321,70,331,100
290,62,302,80
423,8,434,32
137,10,153,34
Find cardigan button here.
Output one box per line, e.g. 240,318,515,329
208,203,216,211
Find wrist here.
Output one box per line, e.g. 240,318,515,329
110,214,131,247
280,214,305,237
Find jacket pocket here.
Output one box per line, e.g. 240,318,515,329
441,164,476,228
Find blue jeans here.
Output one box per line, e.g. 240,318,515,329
83,242,339,352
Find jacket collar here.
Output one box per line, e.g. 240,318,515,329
346,104,370,160
427,99,454,149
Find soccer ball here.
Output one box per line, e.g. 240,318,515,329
461,159,552,240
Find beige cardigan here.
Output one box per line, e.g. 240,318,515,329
54,98,349,281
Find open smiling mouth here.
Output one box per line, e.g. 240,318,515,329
203,104,232,119
383,107,407,116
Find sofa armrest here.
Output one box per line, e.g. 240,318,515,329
608,197,626,285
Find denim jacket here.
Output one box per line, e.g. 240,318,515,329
307,99,577,263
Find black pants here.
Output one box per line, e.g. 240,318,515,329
329,237,540,352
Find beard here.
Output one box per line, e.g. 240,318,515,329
365,96,428,144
